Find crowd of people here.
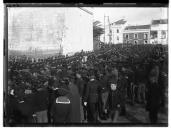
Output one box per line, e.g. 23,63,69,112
5,44,168,126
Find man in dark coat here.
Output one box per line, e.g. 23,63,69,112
134,65,146,104
118,67,128,116
99,73,109,120
68,74,81,123
75,73,84,97
7,86,35,125
34,88,49,123
84,70,101,123
81,73,89,122
105,68,121,122
6,88,24,125
146,64,162,123
50,78,72,123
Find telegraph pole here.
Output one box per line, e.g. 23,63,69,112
104,14,105,43
108,16,112,44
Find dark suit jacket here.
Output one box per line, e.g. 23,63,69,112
84,80,101,103
146,82,162,111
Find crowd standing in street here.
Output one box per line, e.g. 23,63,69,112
5,44,168,126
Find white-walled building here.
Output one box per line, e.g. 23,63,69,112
8,7,93,57
111,19,127,44
150,19,168,44
100,19,127,44
64,8,93,55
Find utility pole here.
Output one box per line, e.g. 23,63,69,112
108,16,112,44
104,14,105,43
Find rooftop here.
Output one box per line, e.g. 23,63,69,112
111,19,127,25
79,7,93,15
115,19,127,25
124,25,150,30
151,19,168,25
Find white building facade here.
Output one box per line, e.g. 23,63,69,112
100,19,127,44
150,19,168,45
8,7,93,57
111,19,127,44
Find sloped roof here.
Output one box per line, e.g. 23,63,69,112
110,19,127,25
79,7,93,15
125,25,150,30
152,19,168,25
115,19,127,25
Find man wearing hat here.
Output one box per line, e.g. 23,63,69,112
50,75,72,123
105,68,121,122
67,72,81,123
84,69,101,123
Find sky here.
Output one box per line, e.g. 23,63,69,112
8,7,168,26
92,7,168,26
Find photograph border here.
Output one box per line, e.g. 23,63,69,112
3,3,169,127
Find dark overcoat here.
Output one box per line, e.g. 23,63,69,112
68,83,81,123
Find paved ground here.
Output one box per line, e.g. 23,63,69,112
81,102,168,124
99,102,168,124
98,90,168,124
11,101,168,127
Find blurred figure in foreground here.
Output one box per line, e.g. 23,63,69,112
146,64,162,124
50,77,72,123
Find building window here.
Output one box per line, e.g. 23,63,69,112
117,36,119,41
150,31,158,39
117,29,119,33
144,40,148,44
134,34,138,39
125,34,129,39
126,41,129,44
144,33,148,39
134,40,138,44
161,30,166,39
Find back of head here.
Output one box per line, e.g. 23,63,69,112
112,67,118,76
148,64,160,83
149,65,159,77
109,68,119,83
